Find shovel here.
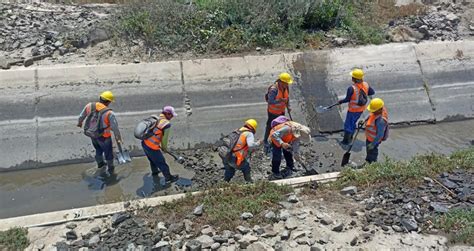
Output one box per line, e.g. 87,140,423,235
315,103,339,113
341,126,362,167
116,142,132,165
299,161,318,175
166,151,185,164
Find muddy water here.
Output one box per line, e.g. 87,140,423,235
0,120,473,219
0,156,194,219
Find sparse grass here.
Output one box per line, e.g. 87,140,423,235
111,0,429,55
0,227,29,251
335,148,474,188
152,181,292,230
435,209,474,245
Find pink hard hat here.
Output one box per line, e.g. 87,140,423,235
271,115,289,128
162,106,177,117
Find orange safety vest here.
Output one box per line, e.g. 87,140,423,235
267,82,289,115
233,127,252,167
86,102,112,138
143,114,170,151
269,122,296,147
366,107,388,143
348,82,369,113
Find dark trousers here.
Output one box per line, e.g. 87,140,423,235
91,137,114,168
264,112,284,146
271,143,294,174
223,158,251,182
142,142,171,178
365,140,379,163
344,111,363,134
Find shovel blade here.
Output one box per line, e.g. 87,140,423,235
315,105,328,113
117,154,127,165
122,150,132,162
341,152,351,167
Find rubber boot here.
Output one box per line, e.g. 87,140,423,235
341,132,352,145
97,161,106,169
165,174,179,183
243,171,253,183
106,160,115,174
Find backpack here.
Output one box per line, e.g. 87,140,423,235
217,130,242,163
134,115,160,140
382,123,389,141
264,85,272,102
357,87,368,106
83,103,111,138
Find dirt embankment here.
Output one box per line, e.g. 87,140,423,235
1,1,473,69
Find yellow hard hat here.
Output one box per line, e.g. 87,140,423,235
351,68,364,80
245,119,258,131
367,98,384,112
100,91,115,102
278,72,293,84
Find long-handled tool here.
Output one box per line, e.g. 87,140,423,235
315,102,339,113
166,151,185,164
341,126,362,167
287,105,293,121
116,142,132,165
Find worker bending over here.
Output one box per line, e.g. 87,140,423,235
223,119,261,182
268,119,311,179
141,106,179,183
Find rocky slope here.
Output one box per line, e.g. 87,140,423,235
26,169,473,250
1,1,473,69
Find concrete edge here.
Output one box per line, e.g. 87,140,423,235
0,172,340,231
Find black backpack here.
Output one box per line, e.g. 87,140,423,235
83,103,111,138
356,86,368,106
217,130,242,163
134,115,160,140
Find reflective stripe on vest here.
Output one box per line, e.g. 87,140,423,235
233,128,251,167
267,83,289,115
366,107,388,143
87,102,112,138
269,122,296,147
348,82,369,113
144,114,170,150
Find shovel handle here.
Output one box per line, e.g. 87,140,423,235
345,126,362,153
116,141,124,153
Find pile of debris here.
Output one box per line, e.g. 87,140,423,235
389,3,467,42
0,2,112,69
350,169,473,233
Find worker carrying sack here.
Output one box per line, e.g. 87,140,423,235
134,115,160,140
83,103,111,138
217,130,242,163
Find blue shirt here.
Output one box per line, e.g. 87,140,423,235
373,117,387,144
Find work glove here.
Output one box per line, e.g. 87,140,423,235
76,122,82,128
367,142,377,150
281,142,291,150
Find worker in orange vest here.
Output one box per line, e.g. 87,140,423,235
338,69,375,145
268,120,311,179
264,72,294,154
142,106,179,183
223,119,262,182
363,98,389,163
77,91,122,174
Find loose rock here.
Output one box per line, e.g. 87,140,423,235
193,204,204,216
241,212,254,220
341,186,358,195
